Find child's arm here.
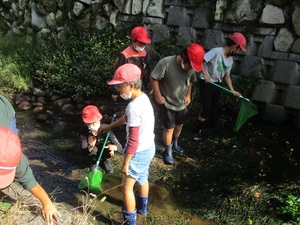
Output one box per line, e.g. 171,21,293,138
185,83,193,105
29,183,60,225
202,63,211,83
100,115,126,133
224,74,241,97
150,76,165,104
108,131,122,153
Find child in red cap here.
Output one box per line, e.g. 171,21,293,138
80,105,122,174
103,63,156,225
150,43,205,165
111,26,152,101
194,32,246,140
0,126,60,225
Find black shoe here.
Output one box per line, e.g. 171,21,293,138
100,159,114,174
194,130,202,141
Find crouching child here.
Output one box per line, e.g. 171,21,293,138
80,105,122,174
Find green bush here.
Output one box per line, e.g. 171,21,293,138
32,23,130,97
0,36,33,92
278,194,300,222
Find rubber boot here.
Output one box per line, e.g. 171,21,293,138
135,192,148,215
194,120,204,141
163,145,173,165
172,136,184,154
121,208,137,225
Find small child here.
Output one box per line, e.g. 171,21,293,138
79,105,122,174
111,26,152,101
104,63,156,225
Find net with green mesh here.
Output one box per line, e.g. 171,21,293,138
78,170,103,194
233,99,259,133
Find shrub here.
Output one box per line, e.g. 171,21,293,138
277,194,300,222
32,23,130,97
0,36,33,92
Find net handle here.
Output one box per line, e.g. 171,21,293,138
95,114,116,167
210,82,249,101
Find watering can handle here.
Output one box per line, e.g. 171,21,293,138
210,82,250,101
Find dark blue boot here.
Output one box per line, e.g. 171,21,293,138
172,136,184,154
163,145,173,164
120,208,137,225
135,192,148,215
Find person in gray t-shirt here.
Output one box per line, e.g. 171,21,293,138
194,32,246,140
151,43,205,164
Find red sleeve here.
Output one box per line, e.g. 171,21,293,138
126,126,140,154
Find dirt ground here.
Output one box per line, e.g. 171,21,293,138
1,98,300,225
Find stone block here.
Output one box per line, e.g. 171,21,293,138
260,4,285,25
151,24,169,43
166,6,189,26
291,38,300,54
117,14,138,22
238,55,264,76
202,29,224,50
252,80,277,103
288,53,300,63
262,104,288,125
246,27,276,36
292,5,300,36
191,7,213,29
257,36,274,58
270,60,299,85
274,28,294,52
212,23,244,32
142,16,163,25
164,0,184,6
147,0,165,18
176,26,196,46
269,51,288,60
283,85,300,110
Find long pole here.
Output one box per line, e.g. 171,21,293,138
210,82,249,101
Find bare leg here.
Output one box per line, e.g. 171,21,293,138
122,175,136,212
138,180,149,196
163,128,174,145
173,124,183,138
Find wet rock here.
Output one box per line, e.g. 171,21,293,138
54,98,71,108
74,96,85,104
51,95,61,101
36,114,48,121
37,96,47,104
61,103,75,115
33,87,46,97
15,94,30,105
17,100,32,110
33,106,44,113
32,102,44,107
46,110,54,116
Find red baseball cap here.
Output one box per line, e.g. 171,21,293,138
0,126,22,189
230,32,246,51
108,64,141,85
187,43,205,72
131,26,151,44
82,105,102,123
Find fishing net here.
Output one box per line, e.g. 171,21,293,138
233,99,259,133
78,169,103,194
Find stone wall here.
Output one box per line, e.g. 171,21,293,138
1,0,300,128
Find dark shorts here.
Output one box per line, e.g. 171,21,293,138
159,105,188,129
199,80,221,120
